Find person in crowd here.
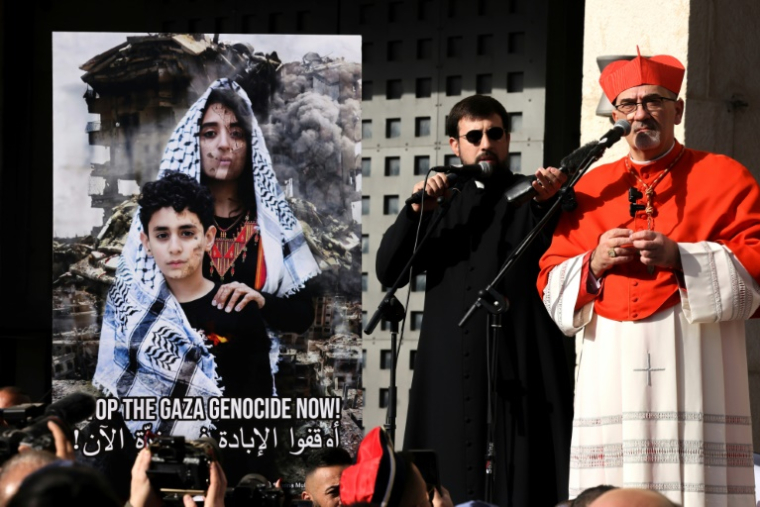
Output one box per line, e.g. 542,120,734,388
538,48,760,506
588,488,680,507
301,447,353,507
571,485,617,507
0,451,57,507
340,427,453,507
0,387,31,411
0,387,32,428
7,463,121,507
128,447,226,507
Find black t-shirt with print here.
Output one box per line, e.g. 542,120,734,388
179,283,272,400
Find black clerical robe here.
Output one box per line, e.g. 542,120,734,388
376,176,573,507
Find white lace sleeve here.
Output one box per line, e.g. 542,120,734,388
542,253,594,336
679,241,760,323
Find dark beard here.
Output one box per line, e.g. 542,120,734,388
480,158,513,190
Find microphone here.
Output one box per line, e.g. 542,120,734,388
503,120,631,206
0,393,96,463
441,161,495,178
599,119,632,147
503,140,600,206
405,161,494,205
44,392,97,425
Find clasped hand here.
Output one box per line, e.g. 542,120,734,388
590,228,681,277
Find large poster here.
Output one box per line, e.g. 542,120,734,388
52,32,362,497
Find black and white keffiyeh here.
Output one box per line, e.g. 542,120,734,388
93,79,320,437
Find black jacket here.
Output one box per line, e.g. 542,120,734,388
376,176,573,506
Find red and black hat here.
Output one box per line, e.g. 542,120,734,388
600,46,685,102
340,427,410,507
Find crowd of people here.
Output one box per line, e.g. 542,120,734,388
0,397,680,507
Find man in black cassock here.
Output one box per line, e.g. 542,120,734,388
375,95,573,506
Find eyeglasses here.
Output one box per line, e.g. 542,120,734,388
459,127,506,145
613,96,677,115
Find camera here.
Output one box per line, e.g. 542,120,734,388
0,393,95,465
146,435,220,496
227,473,284,507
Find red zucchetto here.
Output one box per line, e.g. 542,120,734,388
599,47,685,102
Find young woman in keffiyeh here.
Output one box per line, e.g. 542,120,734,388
93,79,320,441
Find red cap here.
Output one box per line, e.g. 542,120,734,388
599,47,685,102
339,427,409,507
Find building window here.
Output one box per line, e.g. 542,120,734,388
215,17,232,33
362,158,371,177
447,0,457,17
508,32,526,54
415,117,431,137
363,42,374,63
362,313,367,329
477,0,489,15
360,3,374,24
362,272,368,291
509,0,524,14
509,153,522,173
476,74,492,94
242,15,256,32
296,11,310,32
362,348,367,368
416,78,432,98
268,13,282,32
362,120,372,139
477,34,493,56
417,0,433,20
385,157,401,176
507,72,524,93
362,196,370,215
381,349,392,369
414,156,430,176
411,311,424,331
417,38,433,59
388,1,403,22
409,350,417,370
386,118,401,138
444,154,461,166
362,234,369,254
363,81,373,101
379,388,389,408
188,18,203,32
446,76,462,96
508,112,523,133
387,79,403,100
387,40,403,62
384,195,400,215
412,274,426,291
447,36,463,58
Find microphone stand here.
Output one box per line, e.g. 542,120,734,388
364,190,462,445
458,139,615,503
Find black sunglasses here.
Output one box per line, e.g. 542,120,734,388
459,127,506,145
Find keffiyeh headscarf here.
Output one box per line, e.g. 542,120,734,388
93,79,320,437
